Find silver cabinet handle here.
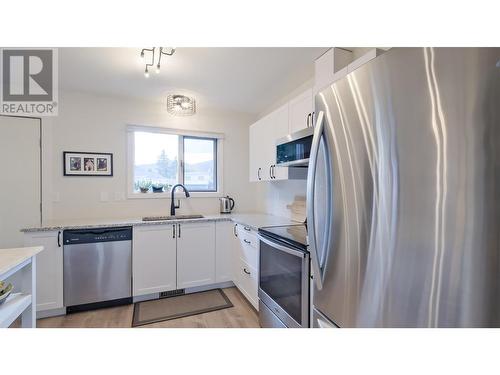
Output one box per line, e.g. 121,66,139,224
307,113,311,127
173,224,176,238
243,268,251,275
257,167,261,180
57,231,61,247
233,224,238,237
178,223,181,238
307,110,326,290
243,239,251,245
243,226,251,231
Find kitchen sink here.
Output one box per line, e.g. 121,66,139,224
142,214,204,222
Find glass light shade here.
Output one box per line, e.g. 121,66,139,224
167,94,196,116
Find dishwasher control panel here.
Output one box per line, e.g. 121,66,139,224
63,227,133,245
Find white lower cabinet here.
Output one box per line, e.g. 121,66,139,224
24,230,63,312
133,222,217,295
215,221,237,283
133,224,177,296
236,259,259,310
233,224,259,310
26,219,260,312
177,222,216,289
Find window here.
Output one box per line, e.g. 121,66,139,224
183,136,217,191
128,126,222,197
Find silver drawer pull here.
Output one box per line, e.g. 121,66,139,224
243,268,251,275
243,239,251,245
243,226,251,231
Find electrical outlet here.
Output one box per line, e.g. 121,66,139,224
114,191,125,201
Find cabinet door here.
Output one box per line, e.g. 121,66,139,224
249,120,262,182
177,222,216,289
133,224,177,296
236,258,259,310
314,48,353,94
250,103,293,182
215,221,237,283
271,104,290,180
24,231,63,312
289,89,313,133
233,225,259,310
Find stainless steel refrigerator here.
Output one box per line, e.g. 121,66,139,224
307,47,500,328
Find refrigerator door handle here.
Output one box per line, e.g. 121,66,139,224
307,110,326,290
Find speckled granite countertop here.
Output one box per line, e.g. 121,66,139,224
21,213,302,233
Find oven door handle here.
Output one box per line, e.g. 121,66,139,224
258,234,306,258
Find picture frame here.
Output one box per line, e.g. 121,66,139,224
63,151,113,176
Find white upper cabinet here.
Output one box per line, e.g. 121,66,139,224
347,48,386,73
24,231,63,313
249,103,290,182
288,88,313,133
249,117,267,182
314,48,353,94
271,104,291,181
177,222,216,289
133,224,177,296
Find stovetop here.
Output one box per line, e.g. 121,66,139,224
258,224,308,251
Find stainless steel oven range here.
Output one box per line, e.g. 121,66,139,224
258,225,309,328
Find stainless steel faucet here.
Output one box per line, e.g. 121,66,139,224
170,184,190,216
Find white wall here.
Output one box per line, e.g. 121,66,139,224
254,179,307,221
42,90,257,223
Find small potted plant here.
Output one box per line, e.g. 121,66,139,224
152,182,164,193
136,179,152,193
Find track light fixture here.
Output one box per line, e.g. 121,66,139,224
140,47,175,77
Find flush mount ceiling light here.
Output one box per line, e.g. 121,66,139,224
167,94,196,116
140,47,175,77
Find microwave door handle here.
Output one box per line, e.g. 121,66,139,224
307,110,326,290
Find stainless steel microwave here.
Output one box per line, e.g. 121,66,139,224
276,127,314,167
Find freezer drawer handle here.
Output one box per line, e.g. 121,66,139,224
243,239,251,245
243,268,251,275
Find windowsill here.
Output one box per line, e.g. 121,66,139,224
127,191,223,199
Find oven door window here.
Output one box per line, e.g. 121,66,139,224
260,240,304,325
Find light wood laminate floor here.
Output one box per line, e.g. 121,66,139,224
37,287,260,328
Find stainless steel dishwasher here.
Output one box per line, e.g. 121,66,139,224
63,227,132,313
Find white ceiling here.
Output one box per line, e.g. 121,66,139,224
59,47,327,115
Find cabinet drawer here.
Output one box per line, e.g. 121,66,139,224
237,225,258,248
236,228,258,268
237,259,258,310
